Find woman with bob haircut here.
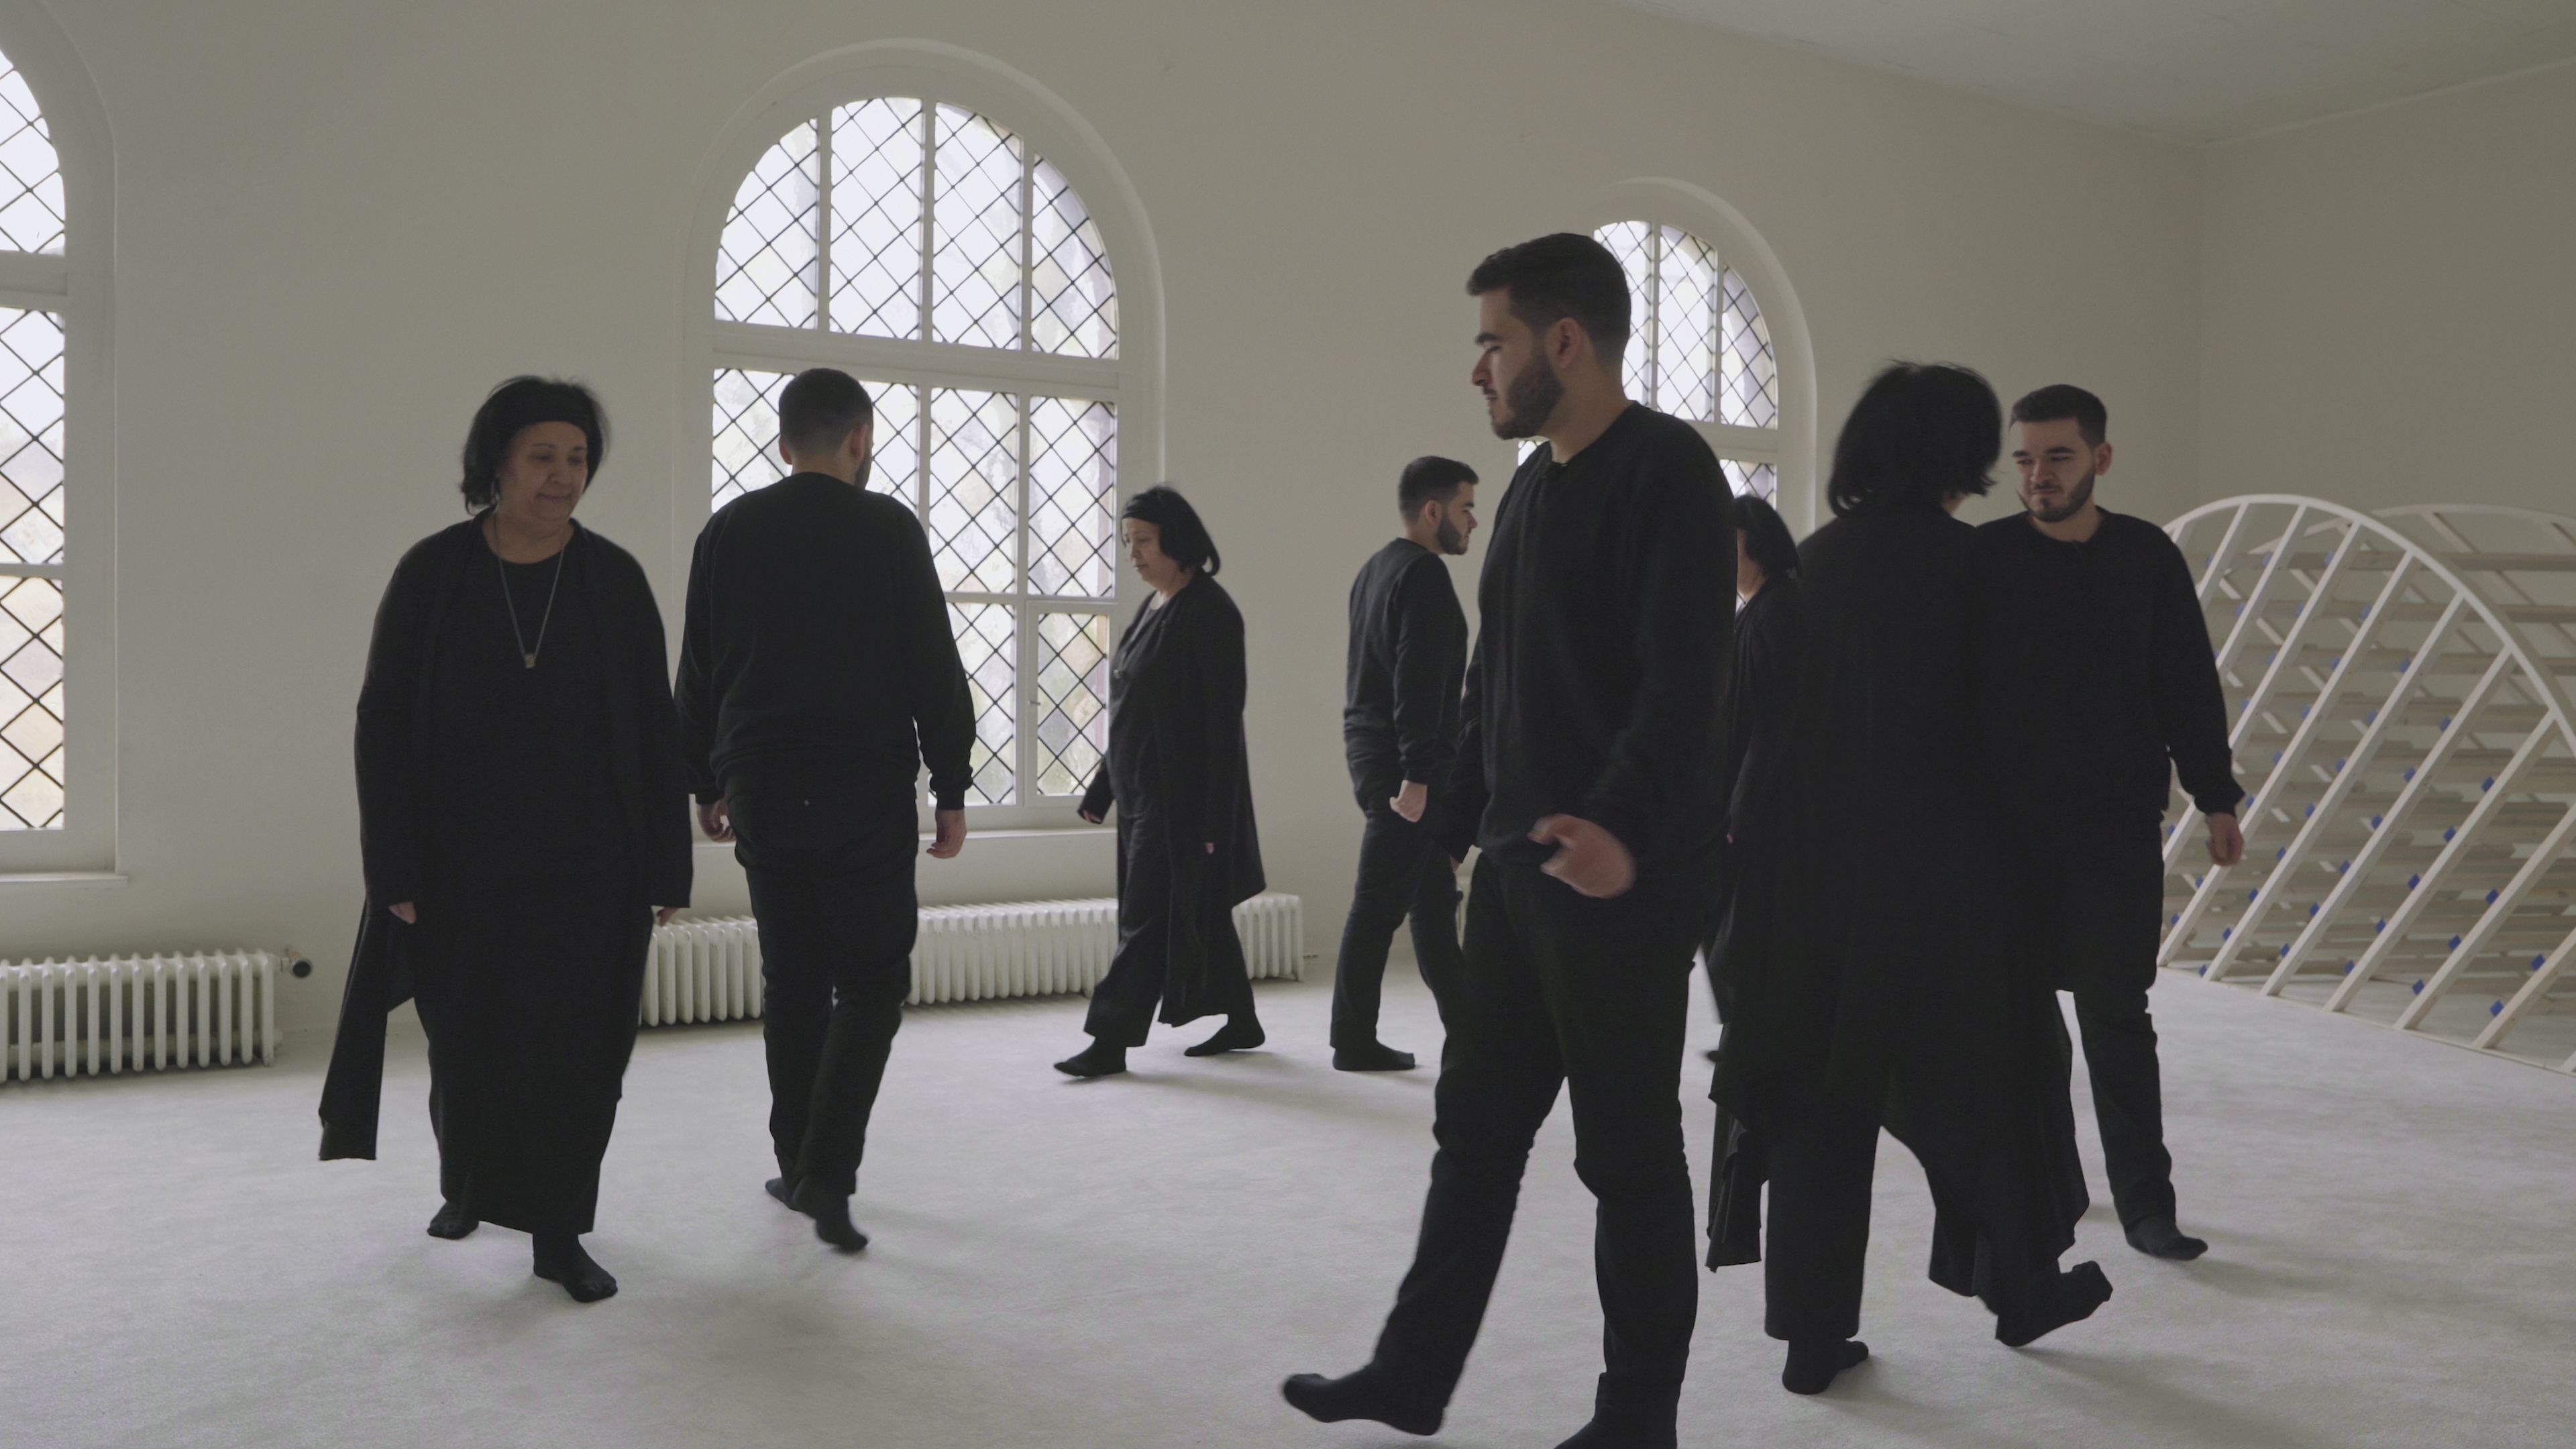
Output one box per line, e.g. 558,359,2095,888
1706,363,2104,1394
1053,484,1268,1078
321,376,693,1304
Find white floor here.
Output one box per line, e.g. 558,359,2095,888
3,963,2571,1448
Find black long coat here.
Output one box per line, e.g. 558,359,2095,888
1703,576,1807,1006
319,518,692,1162
1080,573,1266,1025
1709,504,2085,1285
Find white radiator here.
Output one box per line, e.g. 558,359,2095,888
2,951,282,1083
643,892,1305,1026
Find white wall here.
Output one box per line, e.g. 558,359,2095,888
1,0,2204,1030
2200,62,2576,517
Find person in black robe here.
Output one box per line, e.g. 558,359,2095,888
1707,364,2106,1393
1286,234,1729,1449
1053,485,1267,1078
1976,384,2244,1261
1330,455,1477,1071
676,368,974,1253
320,377,692,1304
1701,490,1805,1040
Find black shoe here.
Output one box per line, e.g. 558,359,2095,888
425,1201,478,1240
531,1234,618,1303
1782,1338,1868,1395
788,1179,869,1253
1997,1260,2112,1347
764,1177,792,1208
1053,1040,1128,1078
1332,1040,1417,1071
1184,1018,1266,1057
2125,1215,2208,1260
1280,1366,1442,1436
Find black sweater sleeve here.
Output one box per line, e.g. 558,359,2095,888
609,545,694,908
674,519,721,804
893,511,975,810
1438,639,1488,862
1390,557,1464,784
1189,587,1250,848
354,542,434,906
1576,462,1733,858
1727,592,1804,843
2147,531,2244,816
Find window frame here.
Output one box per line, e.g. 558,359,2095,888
682,49,1163,833
0,1,113,878
1574,181,1815,531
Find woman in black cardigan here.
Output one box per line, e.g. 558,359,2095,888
1054,486,1266,1078
321,377,692,1303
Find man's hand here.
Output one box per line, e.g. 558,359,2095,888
388,902,417,925
1391,780,1428,824
654,907,680,927
2206,811,2244,867
927,808,966,859
1529,814,1635,899
697,798,735,843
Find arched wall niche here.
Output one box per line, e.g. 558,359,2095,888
1567,177,1817,533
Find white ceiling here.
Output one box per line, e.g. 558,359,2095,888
1609,0,2576,144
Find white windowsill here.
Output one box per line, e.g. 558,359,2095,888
0,871,130,888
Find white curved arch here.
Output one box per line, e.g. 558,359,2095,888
2157,495,2576,1073
1566,178,1818,531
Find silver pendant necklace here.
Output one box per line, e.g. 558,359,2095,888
498,539,568,669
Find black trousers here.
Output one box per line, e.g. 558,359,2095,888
2044,811,2178,1229
1085,800,1254,1045
1330,796,1465,1047
1372,854,1700,1415
1757,1067,1879,1343
739,808,918,1198
413,863,648,1236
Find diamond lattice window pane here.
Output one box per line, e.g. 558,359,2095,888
948,601,1016,805
1029,160,1116,359
1720,267,1780,429
0,62,64,256
716,122,821,328
930,106,1025,350
1594,221,1655,409
830,98,925,341
1721,459,1778,503
0,572,62,828
1027,397,1116,598
0,307,64,566
713,369,921,515
1034,611,1111,796
927,388,1020,593
1654,227,1719,423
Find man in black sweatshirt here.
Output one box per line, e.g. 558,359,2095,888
1976,384,2243,1263
1332,455,1478,1071
1286,234,1731,1449
676,368,973,1254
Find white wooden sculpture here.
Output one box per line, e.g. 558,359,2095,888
2156,497,2576,1071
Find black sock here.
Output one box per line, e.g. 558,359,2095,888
1782,1338,1868,1394
531,1232,619,1303
1279,1366,1442,1436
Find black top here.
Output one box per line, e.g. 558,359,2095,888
676,474,975,825
1974,509,2243,822
1342,538,1468,792
1718,577,1806,850
429,545,622,871
1439,404,1733,887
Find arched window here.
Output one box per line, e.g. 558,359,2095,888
0,42,69,836
1593,221,1782,503
706,96,1124,816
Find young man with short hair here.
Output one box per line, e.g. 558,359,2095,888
1285,234,1732,1449
1976,384,2243,1262
676,367,972,1255
1331,455,1479,1071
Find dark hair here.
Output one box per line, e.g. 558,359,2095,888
1122,484,1220,576
1731,492,1799,581
459,376,607,510
1465,232,1631,362
1397,455,1477,519
2010,383,2108,448
1825,362,2000,517
780,368,875,460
